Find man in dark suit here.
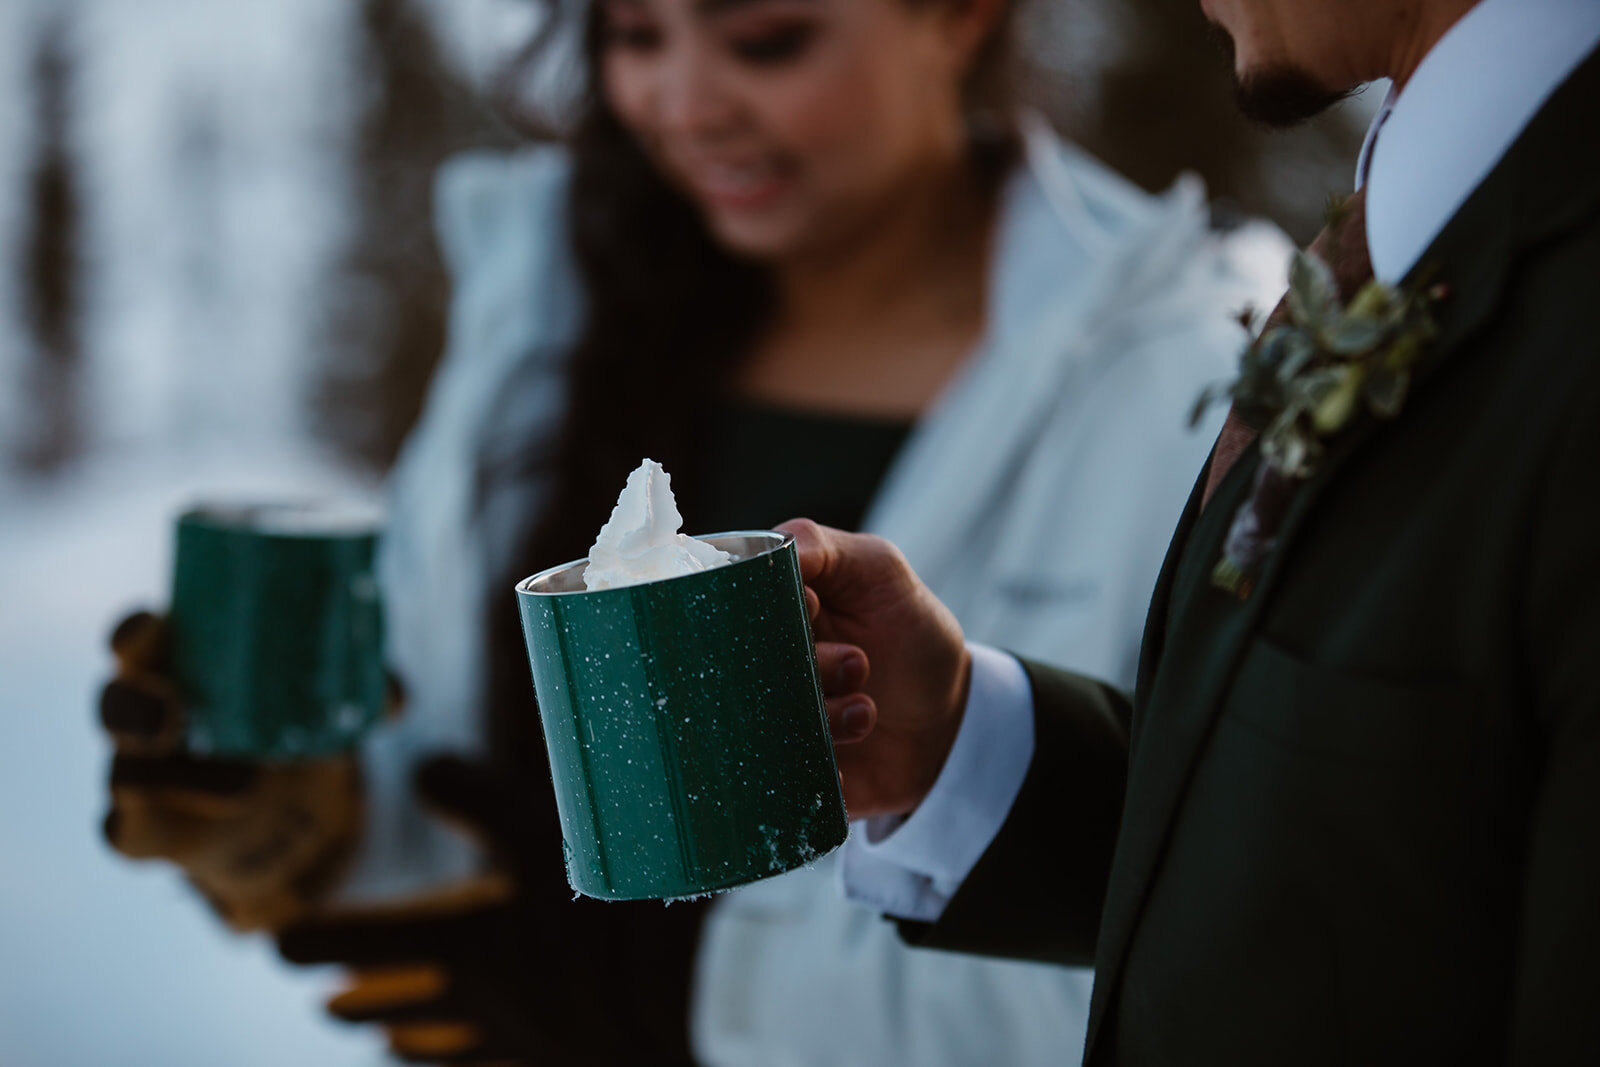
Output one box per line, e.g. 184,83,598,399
794,0,1600,1062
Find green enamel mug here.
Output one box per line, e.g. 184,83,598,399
170,502,387,759
516,531,849,901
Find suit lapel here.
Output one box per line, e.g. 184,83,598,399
1128,458,1209,745
1084,44,1600,1062
1082,445,1274,1055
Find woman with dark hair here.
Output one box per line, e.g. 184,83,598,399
99,0,1288,1062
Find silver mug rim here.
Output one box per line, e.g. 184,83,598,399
516,529,794,598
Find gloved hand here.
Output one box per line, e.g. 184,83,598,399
278,756,707,1066
99,611,367,931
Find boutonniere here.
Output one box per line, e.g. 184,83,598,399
1191,250,1445,600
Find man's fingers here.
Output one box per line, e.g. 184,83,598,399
777,518,834,585
777,518,908,607
826,694,876,744
815,642,869,698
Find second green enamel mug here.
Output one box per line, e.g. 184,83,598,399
170,502,386,759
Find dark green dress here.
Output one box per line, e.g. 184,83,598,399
693,401,913,535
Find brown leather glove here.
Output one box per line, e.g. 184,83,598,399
99,611,368,931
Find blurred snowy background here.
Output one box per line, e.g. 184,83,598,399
0,0,1376,1063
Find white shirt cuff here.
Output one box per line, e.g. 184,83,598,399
838,644,1036,922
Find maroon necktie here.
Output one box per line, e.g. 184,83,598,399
1201,189,1374,509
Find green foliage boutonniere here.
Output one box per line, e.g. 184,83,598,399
1192,250,1445,599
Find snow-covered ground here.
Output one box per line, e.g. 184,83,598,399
0,445,394,1067
0,0,510,1060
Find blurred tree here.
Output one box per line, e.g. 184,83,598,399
16,10,85,474
314,0,512,471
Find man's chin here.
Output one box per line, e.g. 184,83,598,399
1234,66,1357,128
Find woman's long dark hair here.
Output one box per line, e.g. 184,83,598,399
486,0,1022,774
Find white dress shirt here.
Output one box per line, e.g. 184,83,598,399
838,646,1035,921
1360,0,1600,282
840,0,1600,923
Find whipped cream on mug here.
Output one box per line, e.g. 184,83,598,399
584,459,733,591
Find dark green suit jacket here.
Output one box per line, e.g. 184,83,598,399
918,46,1600,1066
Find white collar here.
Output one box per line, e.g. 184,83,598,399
1358,0,1600,283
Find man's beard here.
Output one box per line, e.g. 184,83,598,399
1234,66,1357,127
1207,22,1356,127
